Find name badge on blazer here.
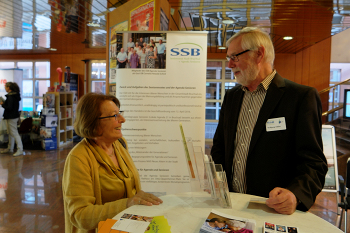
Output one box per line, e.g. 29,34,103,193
266,117,286,132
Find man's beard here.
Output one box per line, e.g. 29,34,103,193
233,61,259,87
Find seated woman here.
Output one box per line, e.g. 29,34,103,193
62,93,162,233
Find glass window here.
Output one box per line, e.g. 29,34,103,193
92,81,106,94
92,62,107,79
225,61,234,79
207,61,222,79
205,122,218,139
35,98,43,112
330,69,341,82
23,80,33,97
0,38,15,50
206,102,221,120
225,82,237,91
23,98,34,111
91,61,107,93
206,82,221,100
35,62,50,79
18,62,33,79
35,80,50,97
0,62,15,69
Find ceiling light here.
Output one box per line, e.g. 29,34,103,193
283,36,293,40
218,46,226,50
222,19,234,24
49,48,57,51
87,22,100,27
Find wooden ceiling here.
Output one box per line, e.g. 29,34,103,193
0,0,349,54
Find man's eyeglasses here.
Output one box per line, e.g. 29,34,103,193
226,49,250,62
98,111,124,121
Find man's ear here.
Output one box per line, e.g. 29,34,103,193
256,46,265,64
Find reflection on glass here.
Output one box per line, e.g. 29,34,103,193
17,31,33,50
24,188,35,204
206,82,221,100
23,98,33,111
92,81,106,94
35,80,50,97
35,62,50,79
205,102,221,120
23,173,46,205
205,122,218,139
18,62,33,79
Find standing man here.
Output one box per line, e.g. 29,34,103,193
139,38,144,48
117,48,127,68
156,39,166,69
211,27,327,215
127,38,135,49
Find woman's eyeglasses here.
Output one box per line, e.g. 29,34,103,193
98,111,124,121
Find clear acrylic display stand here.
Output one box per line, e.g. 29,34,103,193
183,137,232,209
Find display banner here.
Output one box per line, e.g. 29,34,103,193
115,32,207,195
130,0,154,31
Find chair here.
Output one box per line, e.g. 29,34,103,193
18,117,33,140
338,157,350,232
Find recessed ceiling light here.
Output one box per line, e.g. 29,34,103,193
218,46,226,50
49,48,57,51
283,36,293,40
222,19,234,24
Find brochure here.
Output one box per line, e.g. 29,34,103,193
264,222,299,233
0,96,5,103
111,213,171,233
200,209,256,233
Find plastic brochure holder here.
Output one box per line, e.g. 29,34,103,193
183,137,232,209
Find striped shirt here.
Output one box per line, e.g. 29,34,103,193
232,70,276,193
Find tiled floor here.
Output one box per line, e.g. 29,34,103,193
0,143,347,232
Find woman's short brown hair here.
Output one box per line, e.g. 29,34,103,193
74,93,121,138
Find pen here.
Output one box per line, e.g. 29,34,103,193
179,122,195,178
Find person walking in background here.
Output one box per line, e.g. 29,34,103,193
156,39,166,69
0,82,23,156
146,46,156,68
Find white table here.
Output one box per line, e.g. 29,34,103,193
113,192,342,233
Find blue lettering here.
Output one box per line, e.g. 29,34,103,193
170,48,180,56
180,48,190,56
191,48,200,56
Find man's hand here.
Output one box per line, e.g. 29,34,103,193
265,187,298,215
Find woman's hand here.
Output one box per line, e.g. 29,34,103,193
127,190,163,207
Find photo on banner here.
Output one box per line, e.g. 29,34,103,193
112,31,208,195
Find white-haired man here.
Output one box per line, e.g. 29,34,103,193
211,27,327,215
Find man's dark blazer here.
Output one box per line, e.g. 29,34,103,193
211,73,328,211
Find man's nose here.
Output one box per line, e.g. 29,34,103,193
228,59,236,68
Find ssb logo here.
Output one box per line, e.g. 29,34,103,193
170,43,202,56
